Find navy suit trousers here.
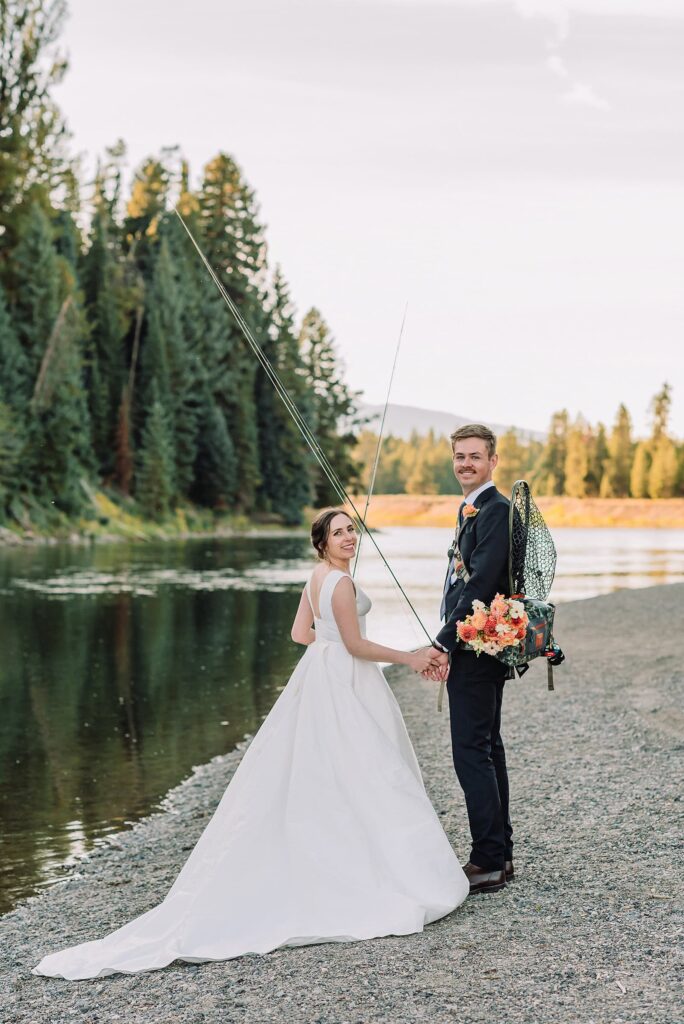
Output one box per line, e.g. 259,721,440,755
447,647,513,870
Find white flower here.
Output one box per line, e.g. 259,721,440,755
508,600,525,618
472,599,486,612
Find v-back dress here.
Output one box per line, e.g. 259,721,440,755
33,570,468,980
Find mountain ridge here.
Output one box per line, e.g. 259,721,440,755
356,403,545,442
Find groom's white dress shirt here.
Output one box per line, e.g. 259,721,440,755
460,479,495,507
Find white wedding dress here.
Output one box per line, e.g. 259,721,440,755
34,570,468,980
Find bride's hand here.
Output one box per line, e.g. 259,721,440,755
408,647,442,674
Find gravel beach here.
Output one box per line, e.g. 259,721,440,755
2,584,682,1024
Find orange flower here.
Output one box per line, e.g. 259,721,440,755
457,622,478,643
470,610,487,630
462,504,479,519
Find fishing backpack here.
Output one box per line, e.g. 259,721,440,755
502,480,564,689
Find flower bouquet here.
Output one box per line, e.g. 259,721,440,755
456,594,529,658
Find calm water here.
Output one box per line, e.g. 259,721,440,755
2,527,683,913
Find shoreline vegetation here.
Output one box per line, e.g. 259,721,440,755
1,491,683,548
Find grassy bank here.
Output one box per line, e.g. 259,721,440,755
346,495,684,528
0,486,306,547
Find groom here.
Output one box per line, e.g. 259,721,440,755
422,424,513,895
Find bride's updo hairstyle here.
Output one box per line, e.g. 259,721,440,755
311,507,353,560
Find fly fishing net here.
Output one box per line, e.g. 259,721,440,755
509,480,557,601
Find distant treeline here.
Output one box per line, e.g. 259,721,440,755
0,1,358,529
355,385,683,498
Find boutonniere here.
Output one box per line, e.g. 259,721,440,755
462,504,479,520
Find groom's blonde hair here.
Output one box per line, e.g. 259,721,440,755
449,423,497,458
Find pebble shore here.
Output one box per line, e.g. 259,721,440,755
2,584,682,1024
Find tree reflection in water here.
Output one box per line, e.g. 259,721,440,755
0,537,311,913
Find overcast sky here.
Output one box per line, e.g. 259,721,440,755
55,0,684,436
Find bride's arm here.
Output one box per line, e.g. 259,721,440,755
291,587,316,645
331,577,438,673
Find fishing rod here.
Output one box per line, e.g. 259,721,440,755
352,303,406,579
173,207,432,645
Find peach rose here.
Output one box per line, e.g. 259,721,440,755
470,610,487,630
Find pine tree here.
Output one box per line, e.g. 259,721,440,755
648,436,678,498
255,268,311,522
7,202,62,396
564,420,590,498
650,383,672,441
9,201,91,514
586,422,608,496
27,320,92,514
172,203,240,508
197,153,267,510
137,383,175,520
630,442,651,498
299,307,360,506
532,410,569,495
645,382,677,498
81,186,129,476
600,404,633,497
139,229,199,498
495,428,527,494
0,0,73,250
123,159,170,275
191,387,237,508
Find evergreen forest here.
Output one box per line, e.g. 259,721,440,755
354,384,684,499
0,0,359,533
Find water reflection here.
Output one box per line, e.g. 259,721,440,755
2,526,683,914
0,537,310,914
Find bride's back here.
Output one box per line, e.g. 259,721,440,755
307,568,370,641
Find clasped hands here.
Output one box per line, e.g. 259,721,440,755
411,647,449,682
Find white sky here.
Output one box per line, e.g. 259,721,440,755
55,0,684,437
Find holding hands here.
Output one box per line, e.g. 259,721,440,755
407,646,449,681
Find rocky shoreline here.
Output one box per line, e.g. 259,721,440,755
2,584,682,1023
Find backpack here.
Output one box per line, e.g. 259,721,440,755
505,480,564,689
453,481,564,690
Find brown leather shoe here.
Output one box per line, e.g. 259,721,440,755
505,860,514,881
463,861,506,894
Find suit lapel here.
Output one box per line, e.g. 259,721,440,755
457,485,498,546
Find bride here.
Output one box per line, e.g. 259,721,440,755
33,509,469,980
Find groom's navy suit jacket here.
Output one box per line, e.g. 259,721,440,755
435,486,510,653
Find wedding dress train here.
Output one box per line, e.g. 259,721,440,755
34,570,468,980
